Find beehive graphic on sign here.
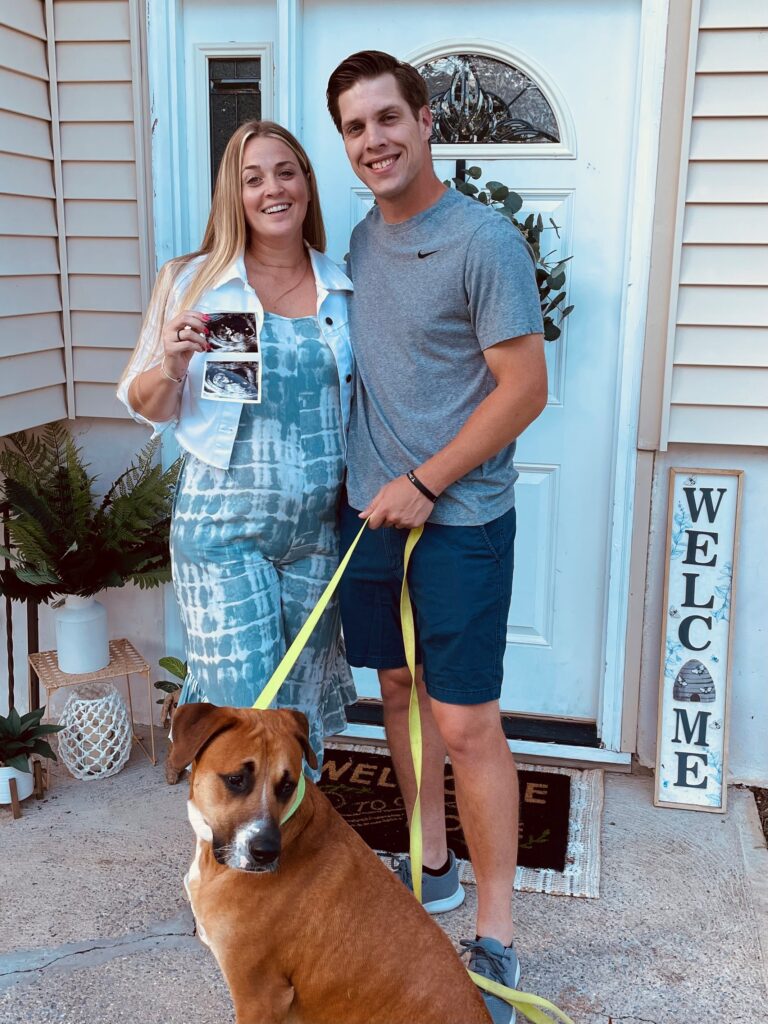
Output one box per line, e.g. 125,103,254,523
673,659,716,703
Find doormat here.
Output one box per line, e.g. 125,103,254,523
320,746,603,898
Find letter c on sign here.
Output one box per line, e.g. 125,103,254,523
678,614,712,652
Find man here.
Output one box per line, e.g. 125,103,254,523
327,51,547,1024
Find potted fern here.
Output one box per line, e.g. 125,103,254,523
0,422,180,674
0,707,62,804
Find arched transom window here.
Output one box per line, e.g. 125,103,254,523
417,53,560,145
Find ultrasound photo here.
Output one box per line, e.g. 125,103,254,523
205,312,259,353
202,352,261,403
201,313,261,403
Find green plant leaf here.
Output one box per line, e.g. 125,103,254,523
19,708,45,729
544,320,561,341
3,754,31,772
158,656,187,681
34,722,65,736
154,680,182,694
504,193,524,215
29,739,58,761
466,165,482,179
486,182,509,201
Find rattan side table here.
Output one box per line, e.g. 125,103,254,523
28,638,157,767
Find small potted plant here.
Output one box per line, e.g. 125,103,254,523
0,707,62,804
154,655,188,728
0,422,180,674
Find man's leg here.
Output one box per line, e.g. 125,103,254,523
378,665,448,869
430,698,518,944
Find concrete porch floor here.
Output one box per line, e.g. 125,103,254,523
1,734,767,1024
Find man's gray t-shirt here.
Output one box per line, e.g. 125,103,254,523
346,187,544,526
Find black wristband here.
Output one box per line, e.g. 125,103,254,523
406,470,438,503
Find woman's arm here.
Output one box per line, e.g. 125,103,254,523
128,312,209,421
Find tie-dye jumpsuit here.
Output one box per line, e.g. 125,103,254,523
170,313,356,767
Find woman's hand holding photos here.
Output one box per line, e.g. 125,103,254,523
161,311,210,380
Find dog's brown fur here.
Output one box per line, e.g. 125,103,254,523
170,704,490,1024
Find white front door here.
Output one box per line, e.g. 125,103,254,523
302,2,642,729
155,0,648,744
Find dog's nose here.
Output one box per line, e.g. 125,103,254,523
248,825,281,866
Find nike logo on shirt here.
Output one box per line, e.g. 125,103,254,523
417,250,439,259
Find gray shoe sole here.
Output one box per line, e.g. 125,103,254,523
423,881,466,914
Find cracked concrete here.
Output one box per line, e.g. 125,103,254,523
0,910,198,989
1,737,766,1024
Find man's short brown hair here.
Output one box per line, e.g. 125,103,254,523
327,50,429,133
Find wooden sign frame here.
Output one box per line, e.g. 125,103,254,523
654,468,743,813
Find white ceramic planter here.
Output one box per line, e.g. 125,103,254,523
0,763,34,804
54,595,109,674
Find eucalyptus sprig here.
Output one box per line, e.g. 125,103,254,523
448,166,574,341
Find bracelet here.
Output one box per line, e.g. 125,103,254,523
406,470,438,503
160,355,186,384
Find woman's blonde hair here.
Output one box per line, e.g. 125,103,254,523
119,121,325,386
179,120,326,309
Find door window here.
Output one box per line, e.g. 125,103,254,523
209,57,262,189
418,53,560,145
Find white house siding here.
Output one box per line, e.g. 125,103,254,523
661,0,768,447
0,1,68,435
0,0,150,435
53,0,150,420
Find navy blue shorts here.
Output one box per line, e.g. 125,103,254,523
339,497,516,705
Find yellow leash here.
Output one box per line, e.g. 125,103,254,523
253,520,574,1024
253,519,368,712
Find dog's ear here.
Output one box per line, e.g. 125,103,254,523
168,703,235,771
284,709,318,771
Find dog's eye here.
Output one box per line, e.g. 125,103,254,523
276,777,296,800
224,774,248,793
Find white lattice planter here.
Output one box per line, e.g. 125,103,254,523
58,684,133,780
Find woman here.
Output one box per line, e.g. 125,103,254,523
118,121,356,771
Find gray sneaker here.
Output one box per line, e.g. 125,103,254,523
392,850,465,913
460,937,521,1024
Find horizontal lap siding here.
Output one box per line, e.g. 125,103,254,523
53,0,146,419
0,2,66,435
665,1,768,447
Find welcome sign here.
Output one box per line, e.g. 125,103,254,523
655,469,743,812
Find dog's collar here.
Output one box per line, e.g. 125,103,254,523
279,771,306,826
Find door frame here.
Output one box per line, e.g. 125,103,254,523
146,0,671,766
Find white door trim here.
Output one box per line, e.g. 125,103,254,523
276,0,302,134
146,0,671,756
599,0,670,751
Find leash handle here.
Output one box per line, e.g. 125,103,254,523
253,519,369,712
468,972,576,1024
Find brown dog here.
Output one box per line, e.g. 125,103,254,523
169,703,490,1024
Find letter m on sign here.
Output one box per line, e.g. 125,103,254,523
671,708,711,748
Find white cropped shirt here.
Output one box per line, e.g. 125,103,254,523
117,247,355,469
